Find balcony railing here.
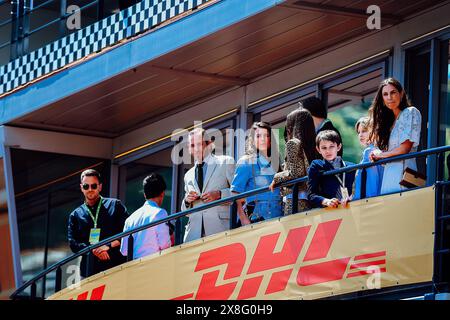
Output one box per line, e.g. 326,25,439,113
10,144,450,300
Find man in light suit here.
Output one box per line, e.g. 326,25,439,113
182,128,235,242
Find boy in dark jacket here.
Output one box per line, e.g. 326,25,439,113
307,130,355,208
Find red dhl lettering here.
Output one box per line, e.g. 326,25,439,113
67,220,387,300
173,219,387,300
69,284,106,300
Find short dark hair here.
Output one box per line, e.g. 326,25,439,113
80,169,101,183
316,130,342,147
143,173,166,199
299,96,327,119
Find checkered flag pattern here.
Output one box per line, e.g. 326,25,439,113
0,0,209,95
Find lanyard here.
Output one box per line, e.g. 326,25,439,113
334,161,346,187
335,171,346,187
84,197,102,228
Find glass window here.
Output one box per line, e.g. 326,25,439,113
0,1,11,66
119,148,173,216
261,93,315,162
440,40,450,180
405,44,431,176
326,67,384,164
11,148,110,297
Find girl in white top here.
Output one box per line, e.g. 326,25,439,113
368,78,422,194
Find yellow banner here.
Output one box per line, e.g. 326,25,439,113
49,186,435,300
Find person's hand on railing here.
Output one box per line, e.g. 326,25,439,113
369,149,383,162
93,245,111,261
269,180,276,192
322,198,340,208
236,199,251,225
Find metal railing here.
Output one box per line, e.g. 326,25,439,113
10,145,450,299
0,0,108,62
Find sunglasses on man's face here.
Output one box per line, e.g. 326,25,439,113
82,183,98,190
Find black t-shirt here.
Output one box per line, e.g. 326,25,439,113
68,197,128,277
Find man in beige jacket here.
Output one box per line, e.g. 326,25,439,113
182,128,235,242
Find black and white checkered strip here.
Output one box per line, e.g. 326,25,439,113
0,0,209,95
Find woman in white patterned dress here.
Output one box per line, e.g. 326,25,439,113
368,78,422,194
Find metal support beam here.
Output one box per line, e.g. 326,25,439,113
149,65,250,86
327,89,362,98
280,1,402,25
427,39,441,185
59,0,67,39
2,146,23,288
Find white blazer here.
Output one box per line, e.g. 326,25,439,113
182,153,235,242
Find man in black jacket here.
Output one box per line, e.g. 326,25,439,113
68,169,128,278
299,96,343,156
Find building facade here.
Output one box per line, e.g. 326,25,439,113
0,0,449,299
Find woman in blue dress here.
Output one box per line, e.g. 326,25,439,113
231,122,282,225
368,78,422,194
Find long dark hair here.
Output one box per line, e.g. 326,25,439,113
368,78,412,151
246,121,273,157
285,108,319,164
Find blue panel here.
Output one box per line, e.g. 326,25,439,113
0,0,281,125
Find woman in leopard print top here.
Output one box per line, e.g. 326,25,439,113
270,107,319,215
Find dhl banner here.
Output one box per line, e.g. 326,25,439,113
49,186,435,300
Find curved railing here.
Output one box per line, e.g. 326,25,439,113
10,145,450,299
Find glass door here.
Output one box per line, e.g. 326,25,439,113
11,148,110,297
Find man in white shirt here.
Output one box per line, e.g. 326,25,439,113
120,173,171,259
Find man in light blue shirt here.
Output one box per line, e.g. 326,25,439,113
120,173,171,259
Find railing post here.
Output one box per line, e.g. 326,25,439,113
437,152,444,182
55,266,62,293
230,200,237,230
175,218,182,245
30,282,36,300
360,168,367,199
127,234,134,262
291,183,298,215
97,0,105,20
433,182,442,293
59,0,67,38
86,251,94,277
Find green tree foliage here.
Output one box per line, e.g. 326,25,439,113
328,102,371,164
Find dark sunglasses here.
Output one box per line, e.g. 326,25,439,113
82,183,98,190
